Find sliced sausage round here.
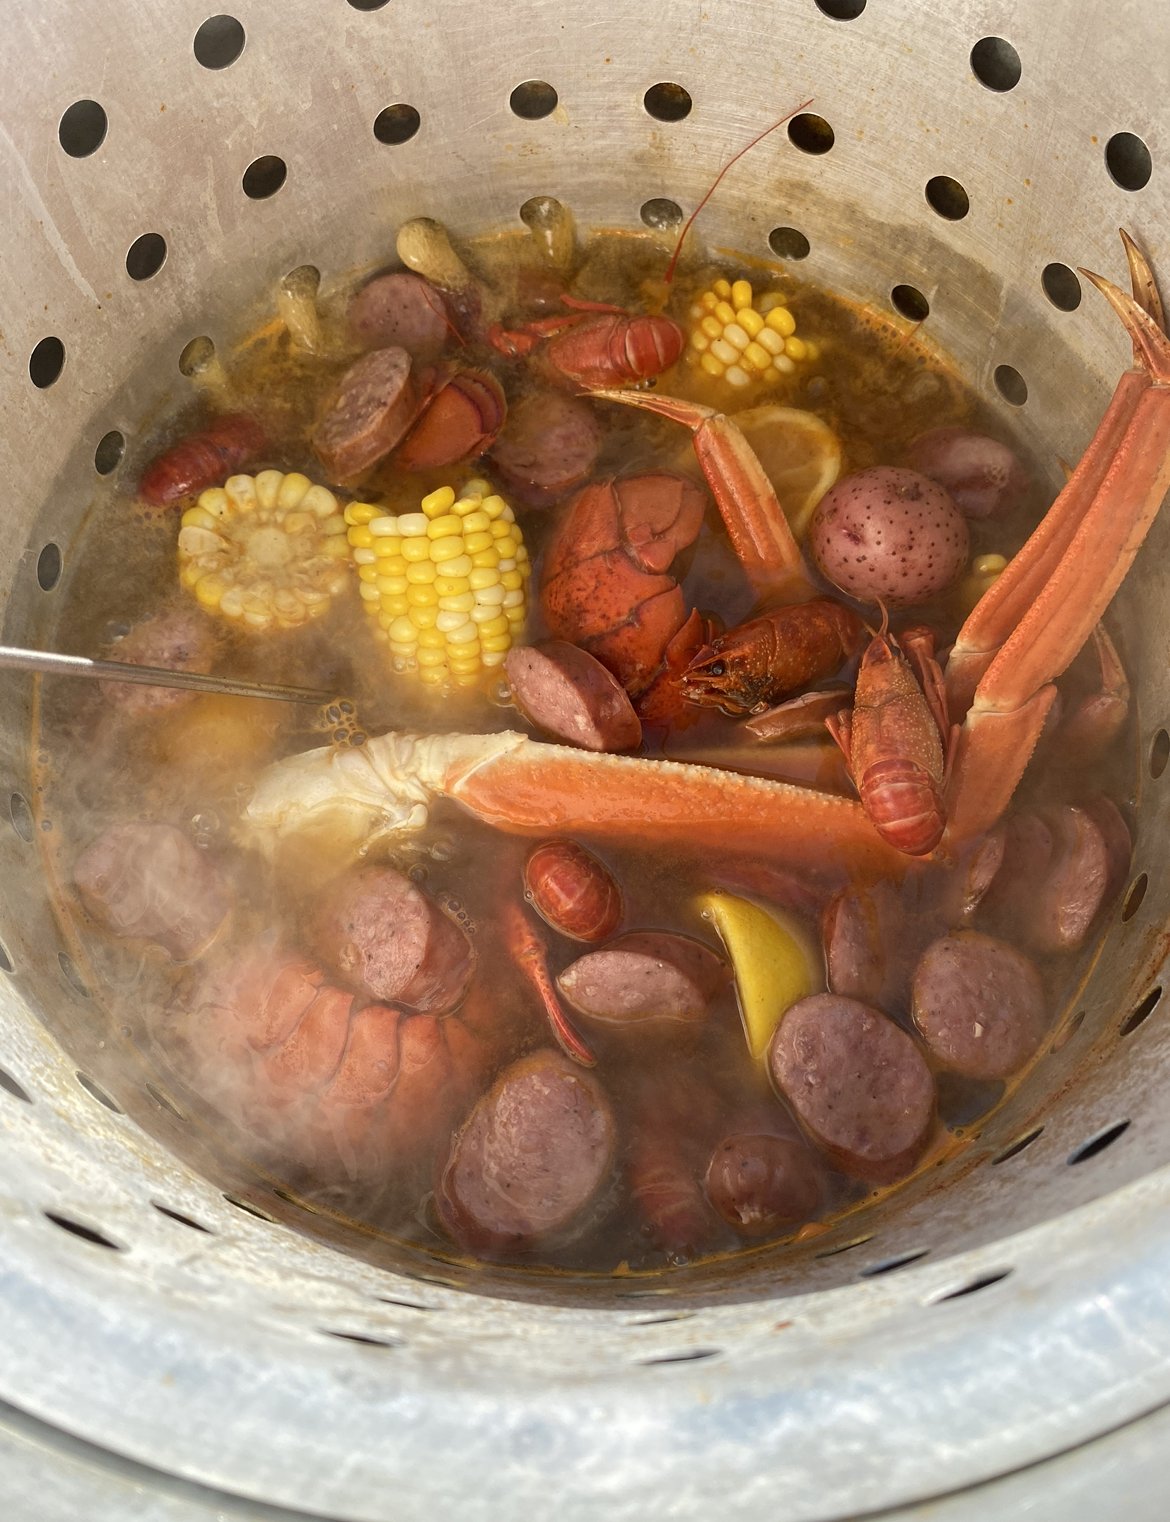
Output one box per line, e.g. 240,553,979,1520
505,639,642,752
313,347,417,482
983,804,1114,954
911,931,1047,1080
557,931,726,1032
138,413,266,509
348,272,451,360
73,821,230,960
438,1050,616,1252
769,994,935,1182
490,390,604,508
312,865,474,1014
101,606,220,718
705,1132,822,1237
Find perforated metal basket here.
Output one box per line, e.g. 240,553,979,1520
3,1,1170,1517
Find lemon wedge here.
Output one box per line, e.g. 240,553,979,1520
697,889,822,1059
734,405,842,540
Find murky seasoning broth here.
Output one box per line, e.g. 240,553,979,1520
34,214,1132,1273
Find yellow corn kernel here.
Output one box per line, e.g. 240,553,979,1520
436,609,471,633
481,632,512,653
731,279,753,310
470,549,498,569
418,665,448,686
974,553,1008,575
421,485,457,518
194,576,227,609
411,604,439,630
481,494,507,519
358,581,381,603
726,365,751,387
475,584,507,606
765,306,796,337
743,340,773,371
700,314,723,341
416,646,448,668
700,352,725,377
710,338,739,365
377,575,409,595
737,307,765,339
477,613,510,639
347,525,375,549
407,584,438,608
357,564,379,583
181,505,221,532
469,566,501,590
387,615,417,643
714,300,737,327
689,331,710,355
397,512,429,536
449,655,483,676
381,594,410,618
438,590,476,613
440,552,474,577
400,537,433,562
501,569,523,591
427,513,463,540
723,323,751,352
713,278,732,299
417,626,449,650
435,575,471,597
344,501,380,525
784,335,808,361
459,510,491,535
430,538,467,565
463,530,494,554
406,560,437,584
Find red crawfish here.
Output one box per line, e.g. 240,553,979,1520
826,623,953,858
681,598,866,717
488,296,685,389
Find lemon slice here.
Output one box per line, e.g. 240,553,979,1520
734,405,842,540
697,889,822,1059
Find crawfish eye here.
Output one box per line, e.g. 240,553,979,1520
707,660,726,677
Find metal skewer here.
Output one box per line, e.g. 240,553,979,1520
0,644,334,706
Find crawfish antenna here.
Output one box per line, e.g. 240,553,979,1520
663,98,815,285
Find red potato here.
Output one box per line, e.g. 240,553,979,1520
312,347,417,481
348,271,452,360
312,865,475,1014
557,931,727,1033
810,466,969,606
904,426,1030,521
490,389,604,507
100,606,220,719
911,931,1047,1080
73,821,230,961
438,1050,617,1253
504,639,642,751
769,994,936,1182
138,413,266,509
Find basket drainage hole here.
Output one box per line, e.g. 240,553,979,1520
639,1347,722,1366
94,430,126,476
641,198,683,231
374,104,420,145
892,284,929,322
769,226,810,260
178,335,216,378
0,1064,32,1104
1105,132,1153,193
788,112,834,155
37,543,62,592
58,99,107,158
992,1125,1044,1164
1121,872,1148,921
644,83,692,122
44,1211,122,1251
1150,728,1170,778
934,1268,1012,1302
1068,1119,1130,1165
994,364,1028,406
29,337,65,390
347,0,391,9
126,233,167,282
152,1201,213,1234
10,793,34,844
815,0,866,17
322,1330,400,1349
815,1233,873,1258
75,1071,122,1113
925,175,970,221
970,36,1022,92
223,1193,276,1222
510,80,558,120
193,15,245,69
58,952,89,998
0,938,12,974
1121,986,1162,1037
859,1248,929,1278
1042,262,1082,311
145,1083,186,1120
242,155,287,200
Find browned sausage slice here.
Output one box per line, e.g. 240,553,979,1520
100,606,220,718
73,821,230,960
312,866,474,1014
705,1132,822,1236
348,272,452,360
313,347,417,482
505,639,642,751
911,931,1047,1079
769,994,935,1182
438,1050,616,1251
557,931,726,1031
490,390,604,508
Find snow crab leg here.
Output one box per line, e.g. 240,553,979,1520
242,728,906,883
945,238,1170,841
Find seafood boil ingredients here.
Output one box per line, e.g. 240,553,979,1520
36,212,1161,1275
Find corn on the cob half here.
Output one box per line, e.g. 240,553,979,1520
178,470,350,630
687,278,817,387
346,480,530,688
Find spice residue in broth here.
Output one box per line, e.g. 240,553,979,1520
32,213,1131,1276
